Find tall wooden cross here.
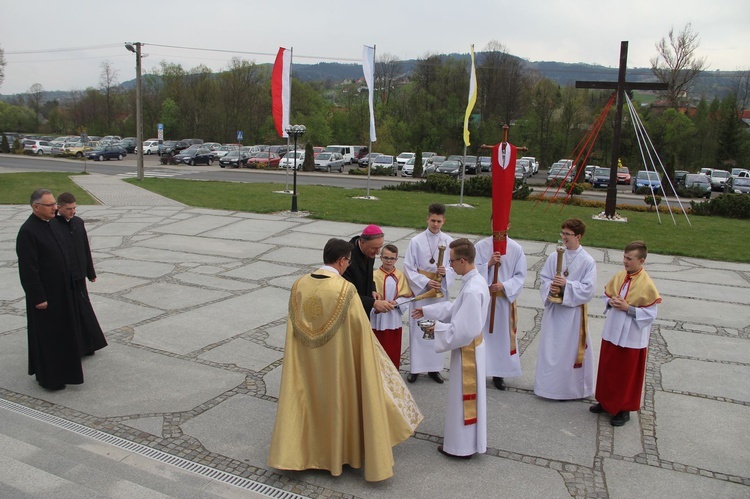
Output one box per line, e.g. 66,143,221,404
576,41,668,218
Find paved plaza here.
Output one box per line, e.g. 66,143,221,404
0,173,748,498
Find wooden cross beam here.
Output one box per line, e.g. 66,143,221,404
575,41,668,218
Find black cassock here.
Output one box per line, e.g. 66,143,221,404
54,214,107,356
342,235,376,315
16,214,83,387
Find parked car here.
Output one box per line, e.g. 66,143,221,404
211,145,238,160
173,147,215,166
583,165,597,183
427,155,446,168
673,170,689,185
279,151,305,169
680,174,711,198
730,168,750,179
478,156,492,172
312,146,325,157
546,165,571,183
247,152,281,168
118,137,137,153
63,141,98,158
592,167,611,188
268,145,289,158
160,140,189,156
632,170,662,193
726,176,750,194
463,155,478,174
139,140,161,155
371,154,397,175
85,145,127,161
359,152,382,168
324,145,358,164
516,159,531,177
515,164,528,183
314,152,345,172
401,157,428,177
396,152,415,169
617,167,631,184
708,169,730,192
219,150,251,168
520,156,538,175
23,139,53,155
435,160,463,179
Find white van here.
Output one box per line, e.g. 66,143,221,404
325,145,367,164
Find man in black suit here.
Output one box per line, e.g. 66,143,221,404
16,189,83,390
55,192,107,357
343,225,395,315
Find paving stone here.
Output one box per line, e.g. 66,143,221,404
121,282,232,311
0,268,24,301
662,329,750,363
604,459,748,499
648,267,750,287
0,314,26,333
95,259,175,279
172,272,259,291
125,417,164,437
661,358,750,402
198,338,283,372
260,247,322,265
221,261,299,281
86,273,149,294
655,392,750,478
150,215,237,236
202,219,300,242
88,235,124,250
111,247,235,266
132,286,289,355
137,234,274,259
88,222,154,236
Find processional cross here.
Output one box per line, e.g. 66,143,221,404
575,41,668,218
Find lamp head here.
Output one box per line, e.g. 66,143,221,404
125,43,135,53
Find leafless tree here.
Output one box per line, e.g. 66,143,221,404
374,53,401,106
727,68,750,112
477,41,529,126
650,23,708,108
27,83,45,132
0,45,6,90
99,61,121,131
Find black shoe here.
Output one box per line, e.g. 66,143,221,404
84,351,95,357
492,377,506,390
437,445,472,459
407,373,418,383
428,371,444,384
611,411,630,426
589,403,605,414
39,382,66,391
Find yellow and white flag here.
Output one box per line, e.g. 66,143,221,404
463,44,477,147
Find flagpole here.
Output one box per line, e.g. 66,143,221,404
460,145,467,205
284,47,294,192
366,44,376,199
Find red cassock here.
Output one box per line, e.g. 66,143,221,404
491,143,517,254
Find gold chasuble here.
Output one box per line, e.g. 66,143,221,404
268,270,423,482
604,268,662,308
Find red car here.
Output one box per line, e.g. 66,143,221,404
246,152,281,168
617,167,632,184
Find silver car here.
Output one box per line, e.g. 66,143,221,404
314,152,345,172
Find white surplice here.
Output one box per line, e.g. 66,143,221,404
404,229,454,373
422,269,489,456
475,236,526,378
534,246,597,400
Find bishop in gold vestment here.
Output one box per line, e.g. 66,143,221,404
268,239,423,482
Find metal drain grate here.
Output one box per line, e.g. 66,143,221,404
0,397,305,498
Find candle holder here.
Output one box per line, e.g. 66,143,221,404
547,240,565,304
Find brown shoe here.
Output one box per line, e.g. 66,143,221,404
428,371,444,384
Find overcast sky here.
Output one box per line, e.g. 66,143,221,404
1,0,748,96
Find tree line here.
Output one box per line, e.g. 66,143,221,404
1,27,748,172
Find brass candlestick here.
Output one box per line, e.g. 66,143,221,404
434,244,446,299
547,240,565,304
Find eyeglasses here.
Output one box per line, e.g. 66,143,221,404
342,256,351,262
560,231,576,237
34,202,58,207
448,258,463,264
380,256,397,261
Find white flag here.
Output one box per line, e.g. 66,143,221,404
362,45,376,142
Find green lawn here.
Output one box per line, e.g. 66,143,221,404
122,178,750,263
0,172,96,205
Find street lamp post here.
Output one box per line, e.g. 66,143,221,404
125,42,144,181
285,125,306,212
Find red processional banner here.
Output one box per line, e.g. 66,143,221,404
491,143,517,255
